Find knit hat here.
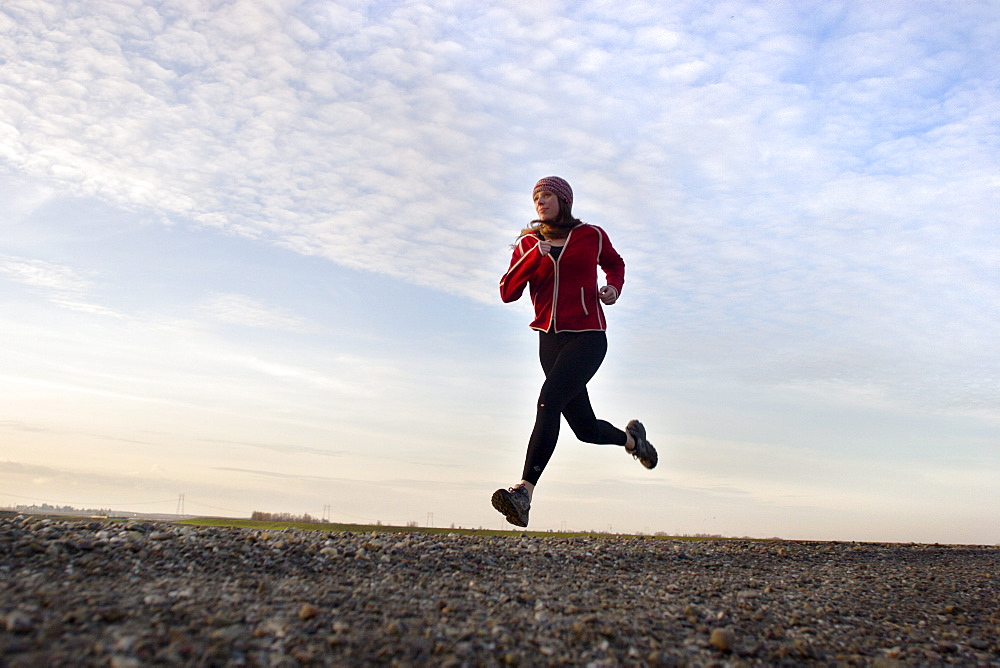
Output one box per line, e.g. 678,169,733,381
533,176,573,208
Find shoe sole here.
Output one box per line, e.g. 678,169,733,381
627,419,646,442
627,420,657,469
491,489,528,527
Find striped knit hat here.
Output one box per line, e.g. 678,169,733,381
533,176,573,208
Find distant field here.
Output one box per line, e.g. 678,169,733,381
6,509,746,541
174,516,728,541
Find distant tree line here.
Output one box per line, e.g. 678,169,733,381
250,511,323,523
11,503,113,515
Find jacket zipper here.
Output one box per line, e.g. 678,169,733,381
580,287,588,315
548,228,574,332
549,247,559,331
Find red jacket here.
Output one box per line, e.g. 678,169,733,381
500,224,626,332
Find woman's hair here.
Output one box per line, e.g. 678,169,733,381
518,197,582,240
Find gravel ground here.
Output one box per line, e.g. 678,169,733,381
1,515,998,666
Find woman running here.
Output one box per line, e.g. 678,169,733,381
492,176,657,527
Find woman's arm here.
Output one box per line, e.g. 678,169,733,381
597,226,625,297
499,235,545,303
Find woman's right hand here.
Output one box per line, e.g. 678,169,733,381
537,240,552,256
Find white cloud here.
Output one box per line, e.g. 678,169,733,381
201,293,318,332
0,255,92,293
0,253,129,318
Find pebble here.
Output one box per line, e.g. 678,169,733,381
710,627,735,651
0,515,998,665
5,610,33,634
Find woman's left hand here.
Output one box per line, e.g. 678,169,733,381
599,285,618,305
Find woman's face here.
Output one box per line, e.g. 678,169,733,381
534,190,560,221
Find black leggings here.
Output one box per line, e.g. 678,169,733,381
521,331,628,485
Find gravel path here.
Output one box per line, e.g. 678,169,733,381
1,515,998,666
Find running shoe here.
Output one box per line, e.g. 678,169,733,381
491,484,530,527
626,419,658,469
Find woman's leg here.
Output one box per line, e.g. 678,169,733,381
521,332,622,484
562,385,628,446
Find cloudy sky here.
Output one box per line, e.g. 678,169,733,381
2,0,998,544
